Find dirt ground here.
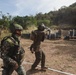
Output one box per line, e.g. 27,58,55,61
0,38,76,75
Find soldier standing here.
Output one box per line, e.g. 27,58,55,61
1,23,26,75
30,24,47,71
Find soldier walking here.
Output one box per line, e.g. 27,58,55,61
30,24,47,71
1,23,26,75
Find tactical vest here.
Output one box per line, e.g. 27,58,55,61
0,36,15,58
30,30,45,42
30,30,45,52
0,36,25,65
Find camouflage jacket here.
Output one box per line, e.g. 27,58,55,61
30,30,45,52
1,34,25,65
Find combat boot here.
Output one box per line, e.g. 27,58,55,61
41,67,47,71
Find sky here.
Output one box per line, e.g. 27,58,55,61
0,0,76,17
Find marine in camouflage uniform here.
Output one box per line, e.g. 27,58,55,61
30,24,47,71
1,23,26,75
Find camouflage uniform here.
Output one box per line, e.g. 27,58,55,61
30,24,46,70
1,23,26,75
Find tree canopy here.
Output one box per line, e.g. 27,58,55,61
0,2,76,29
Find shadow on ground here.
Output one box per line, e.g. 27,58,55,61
26,69,41,75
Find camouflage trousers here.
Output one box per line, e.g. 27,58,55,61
2,65,26,75
31,50,45,69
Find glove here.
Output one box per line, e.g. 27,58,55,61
31,50,34,53
30,44,34,53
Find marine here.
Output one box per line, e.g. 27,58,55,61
1,23,26,75
30,23,47,71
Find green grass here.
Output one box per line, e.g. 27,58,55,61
0,30,11,41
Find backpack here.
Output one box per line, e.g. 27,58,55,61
30,30,45,42
0,36,12,58
30,31,37,41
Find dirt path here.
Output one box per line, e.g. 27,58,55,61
21,38,76,75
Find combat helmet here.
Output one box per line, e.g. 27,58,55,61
38,23,46,31
9,23,23,33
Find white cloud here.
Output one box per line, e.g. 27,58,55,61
36,0,76,13
11,0,76,16
35,0,56,13
12,0,38,16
